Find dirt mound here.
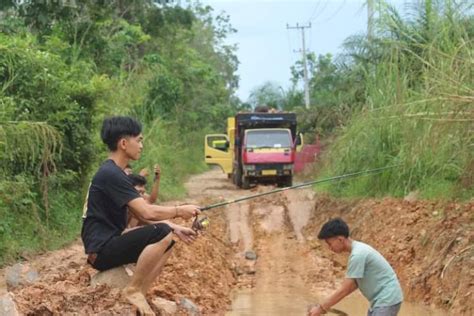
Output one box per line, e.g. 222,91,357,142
10,211,235,315
6,168,240,315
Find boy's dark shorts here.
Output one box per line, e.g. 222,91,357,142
90,223,174,271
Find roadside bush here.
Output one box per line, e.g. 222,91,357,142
319,0,473,200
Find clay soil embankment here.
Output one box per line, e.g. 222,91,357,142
303,195,473,315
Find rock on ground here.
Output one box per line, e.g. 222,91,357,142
0,292,19,316
151,297,177,315
90,266,131,289
5,264,39,290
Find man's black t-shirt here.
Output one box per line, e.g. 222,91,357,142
81,159,140,254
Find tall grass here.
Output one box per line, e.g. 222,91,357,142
320,0,473,199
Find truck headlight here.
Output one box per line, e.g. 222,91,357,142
283,164,293,170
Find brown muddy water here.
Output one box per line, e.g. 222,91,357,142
226,288,446,316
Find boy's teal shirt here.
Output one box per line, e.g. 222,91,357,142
346,240,403,308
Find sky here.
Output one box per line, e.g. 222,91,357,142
203,0,403,101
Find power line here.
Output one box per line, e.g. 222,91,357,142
286,28,295,67
308,0,329,22
323,0,347,23
307,0,322,23
308,26,313,51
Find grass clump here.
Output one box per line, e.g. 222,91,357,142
319,0,473,200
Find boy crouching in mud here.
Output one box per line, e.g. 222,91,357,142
81,116,200,315
308,218,403,316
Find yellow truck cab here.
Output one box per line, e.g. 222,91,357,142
205,113,303,189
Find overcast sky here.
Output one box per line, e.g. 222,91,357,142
203,0,405,101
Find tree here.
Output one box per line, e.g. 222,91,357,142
247,81,286,110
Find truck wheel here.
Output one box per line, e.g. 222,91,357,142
285,176,293,187
278,176,292,188
242,175,250,189
234,168,243,187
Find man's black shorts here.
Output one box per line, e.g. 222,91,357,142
91,223,173,271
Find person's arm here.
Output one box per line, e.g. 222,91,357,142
127,210,141,228
308,278,358,316
127,197,200,221
123,209,198,244
147,164,161,204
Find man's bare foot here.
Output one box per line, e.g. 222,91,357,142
122,286,155,316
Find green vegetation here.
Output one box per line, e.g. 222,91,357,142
0,1,240,265
285,0,473,199
0,0,471,266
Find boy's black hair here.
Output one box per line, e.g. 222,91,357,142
317,217,350,239
128,174,147,187
101,116,142,151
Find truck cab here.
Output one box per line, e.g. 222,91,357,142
205,113,303,189
241,128,294,187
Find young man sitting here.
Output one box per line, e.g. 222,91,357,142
81,116,200,315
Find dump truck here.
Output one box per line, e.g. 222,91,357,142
204,112,303,189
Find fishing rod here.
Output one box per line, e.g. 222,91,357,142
199,165,398,212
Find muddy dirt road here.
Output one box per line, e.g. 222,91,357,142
2,167,473,315
217,173,458,316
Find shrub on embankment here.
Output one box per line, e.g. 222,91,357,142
317,1,473,199
0,2,239,266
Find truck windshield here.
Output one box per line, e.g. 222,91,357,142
245,130,291,148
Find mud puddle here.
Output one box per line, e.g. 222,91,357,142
227,289,447,316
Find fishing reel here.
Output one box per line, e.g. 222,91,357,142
191,215,210,232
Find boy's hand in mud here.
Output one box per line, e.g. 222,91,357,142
307,304,323,316
173,225,197,244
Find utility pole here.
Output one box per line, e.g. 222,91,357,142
367,0,374,41
287,23,311,109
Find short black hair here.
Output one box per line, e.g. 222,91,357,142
128,174,147,187
101,116,142,151
317,218,350,239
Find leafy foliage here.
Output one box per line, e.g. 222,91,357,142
247,81,286,110
0,1,240,265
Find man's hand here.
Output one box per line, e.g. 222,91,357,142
177,205,201,220
173,225,197,244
